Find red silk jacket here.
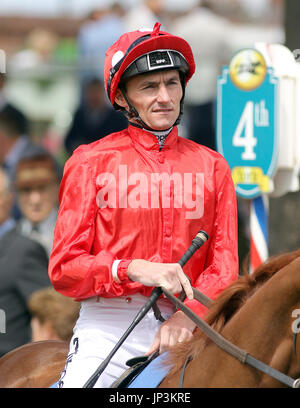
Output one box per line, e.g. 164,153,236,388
49,124,239,318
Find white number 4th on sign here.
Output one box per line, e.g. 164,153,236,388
233,100,269,160
233,101,257,160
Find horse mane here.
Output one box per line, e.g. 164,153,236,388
166,248,300,376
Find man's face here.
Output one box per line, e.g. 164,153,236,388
0,172,12,225
117,69,183,131
17,182,59,224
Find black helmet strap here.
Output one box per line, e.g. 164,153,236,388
119,85,150,129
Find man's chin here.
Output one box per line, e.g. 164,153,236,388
27,215,43,224
131,114,176,131
146,119,175,131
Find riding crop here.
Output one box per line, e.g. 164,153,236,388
83,230,209,388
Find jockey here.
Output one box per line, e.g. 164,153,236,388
49,22,239,388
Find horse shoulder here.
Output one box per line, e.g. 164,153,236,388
0,341,69,388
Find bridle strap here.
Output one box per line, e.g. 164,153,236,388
190,287,212,308
162,287,300,388
293,331,298,357
178,355,192,388
153,287,212,323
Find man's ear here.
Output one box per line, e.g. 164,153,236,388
115,88,128,109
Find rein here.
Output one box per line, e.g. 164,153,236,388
162,287,300,388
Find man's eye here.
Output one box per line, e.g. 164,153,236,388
143,84,155,89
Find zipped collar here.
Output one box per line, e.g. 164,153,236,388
128,123,178,151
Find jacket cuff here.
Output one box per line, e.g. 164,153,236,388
112,258,133,283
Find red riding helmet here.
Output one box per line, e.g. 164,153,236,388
104,22,195,110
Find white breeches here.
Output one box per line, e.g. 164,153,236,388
58,294,173,388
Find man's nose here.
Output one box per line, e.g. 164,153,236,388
29,190,42,203
157,85,171,103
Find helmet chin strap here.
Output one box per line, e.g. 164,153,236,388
120,86,158,131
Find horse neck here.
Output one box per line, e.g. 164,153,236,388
178,258,300,388
222,257,300,359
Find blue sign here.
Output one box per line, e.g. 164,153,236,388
216,49,279,199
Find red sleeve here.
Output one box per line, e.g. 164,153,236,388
184,158,239,318
48,150,125,299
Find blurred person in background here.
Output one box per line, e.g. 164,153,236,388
123,0,165,31
28,287,80,343
0,109,36,219
77,3,125,88
206,0,284,49
64,77,128,155
0,110,34,182
237,0,284,24
0,74,28,136
168,0,234,150
0,167,50,357
15,145,61,257
9,28,58,73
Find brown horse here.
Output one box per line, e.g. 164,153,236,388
0,340,68,388
161,249,300,387
1,248,300,388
